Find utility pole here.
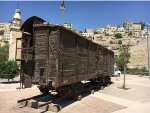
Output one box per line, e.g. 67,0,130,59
122,46,127,89
60,0,65,25
146,23,150,78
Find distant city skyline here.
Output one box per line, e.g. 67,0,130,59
0,1,150,31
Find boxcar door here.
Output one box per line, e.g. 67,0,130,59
20,32,34,87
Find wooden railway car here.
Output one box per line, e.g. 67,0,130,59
16,16,114,95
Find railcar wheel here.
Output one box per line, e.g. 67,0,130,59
100,86,104,90
91,90,95,94
38,85,50,95
57,86,72,97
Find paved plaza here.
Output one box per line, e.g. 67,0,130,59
0,74,150,113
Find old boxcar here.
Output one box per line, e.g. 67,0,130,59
16,16,114,95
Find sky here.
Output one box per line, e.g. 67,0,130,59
0,1,150,31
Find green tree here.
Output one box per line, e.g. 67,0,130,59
105,33,110,36
115,50,130,71
140,22,145,30
117,25,120,29
128,31,132,36
110,40,114,44
0,61,19,81
0,30,4,36
118,40,122,44
115,33,123,39
79,31,83,33
0,45,9,62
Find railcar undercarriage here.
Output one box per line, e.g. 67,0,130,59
38,75,112,96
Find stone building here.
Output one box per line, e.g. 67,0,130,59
63,23,73,29
85,28,94,33
9,8,22,61
123,21,133,31
82,28,94,40
132,23,142,38
105,25,118,36
0,22,11,46
81,21,146,69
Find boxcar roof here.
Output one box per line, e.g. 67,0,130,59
21,16,45,33
33,24,84,40
21,16,113,53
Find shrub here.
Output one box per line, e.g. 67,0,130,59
115,33,123,39
106,33,110,36
0,30,4,36
0,61,19,81
110,40,114,44
118,40,122,44
0,45,9,62
126,67,148,75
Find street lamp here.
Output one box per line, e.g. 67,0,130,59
145,23,150,78
60,1,65,25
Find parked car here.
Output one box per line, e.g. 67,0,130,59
113,67,121,77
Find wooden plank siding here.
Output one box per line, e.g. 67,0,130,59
59,29,77,86
21,23,114,88
57,27,114,87
33,27,49,81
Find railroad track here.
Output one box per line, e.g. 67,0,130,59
18,93,62,112
17,83,109,112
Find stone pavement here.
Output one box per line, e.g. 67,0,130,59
113,102,150,113
97,75,150,113
91,92,140,108
61,74,150,113
60,96,126,113
0,74,149,113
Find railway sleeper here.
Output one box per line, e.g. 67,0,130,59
40,103,62,112
18,97,62,112
18,79,112,112
27,100,39,108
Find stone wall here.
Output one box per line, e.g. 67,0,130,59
127,38,148,69
9,28,22,61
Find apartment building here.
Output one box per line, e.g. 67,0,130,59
63,23,73,29
0,22,11,44
132,23,142,38
123,21,133,31
82,28,94,40
85,28,94,33
115,27,126,36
